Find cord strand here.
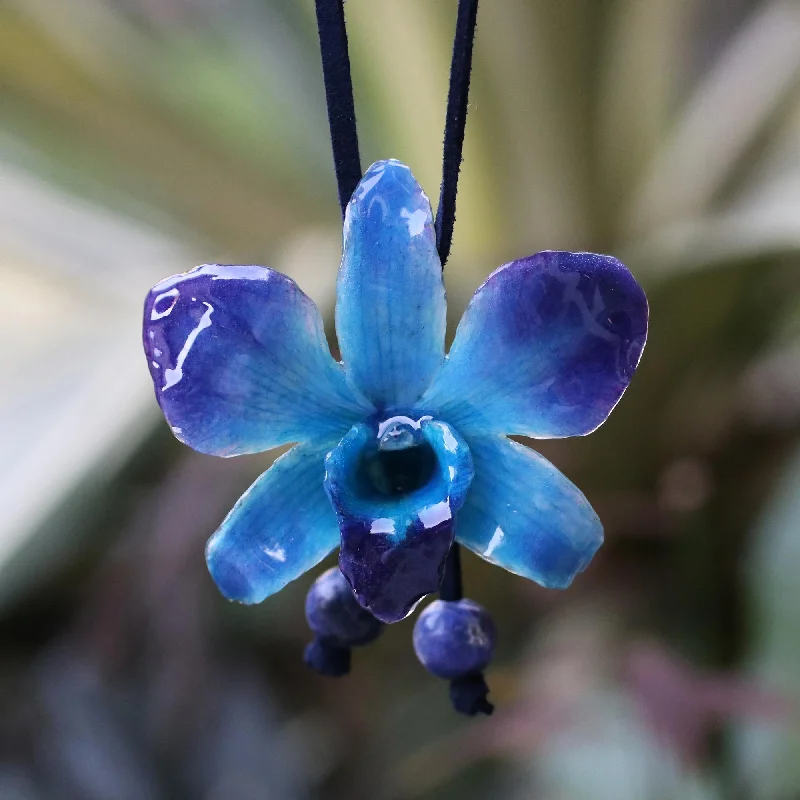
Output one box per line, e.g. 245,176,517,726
436,0,480,604
439,536,463,602
314,0,362,216
435,0,480,268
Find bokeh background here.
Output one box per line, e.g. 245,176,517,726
2,0,800,797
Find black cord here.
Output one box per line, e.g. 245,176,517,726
438,536,463,602
435,0,479,268
314,0,362,217
435,0,479,605
314,0,479,244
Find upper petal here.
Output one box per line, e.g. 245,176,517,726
456,435,603,589
144,264,373,456
205,440,340,603
335,160,446,410
419,251,648,438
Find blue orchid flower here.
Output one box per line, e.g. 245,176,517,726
143,159,648,624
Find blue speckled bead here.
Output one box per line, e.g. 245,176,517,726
413,599,496,679
305,567,383,648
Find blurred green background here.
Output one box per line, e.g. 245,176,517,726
2,0,800,798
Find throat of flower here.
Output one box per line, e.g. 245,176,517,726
364,416,436,497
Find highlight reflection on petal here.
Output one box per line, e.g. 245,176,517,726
144,264,373,456
336,160,446,410
206,441,341,604
419,251,648,438
456,435,603,588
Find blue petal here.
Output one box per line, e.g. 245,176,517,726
206,441,340,603
336,160,446,410
324,416,473,623
456,436,603,588
419,251,648,438
144,264,373,456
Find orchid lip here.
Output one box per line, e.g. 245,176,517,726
324,415,474,623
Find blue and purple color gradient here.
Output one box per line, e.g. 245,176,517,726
142,158,649,623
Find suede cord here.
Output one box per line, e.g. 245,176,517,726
314,0,362,218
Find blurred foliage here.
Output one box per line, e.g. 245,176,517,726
3,0,800,798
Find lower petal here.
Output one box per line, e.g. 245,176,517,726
324,416,474,623
456,436,603,588
206,441,340,603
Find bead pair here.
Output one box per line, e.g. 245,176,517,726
305,567,495,714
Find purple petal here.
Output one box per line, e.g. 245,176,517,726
143,264,372,456
419,251,648,438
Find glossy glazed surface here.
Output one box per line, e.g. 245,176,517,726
143,264,372,456
419,251,648,438
336,160,446,410
141,159,648,618
205,441,340,604
325,416,474,623
456,435,603,588
413,599,496,679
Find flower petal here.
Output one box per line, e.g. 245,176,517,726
144,264,372,456
324,416,474,623
336,160,446,410
205,441,340,603
456,436,603,589
419,251,648,438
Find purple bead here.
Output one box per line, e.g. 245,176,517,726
305,568,383,648
413,599,496,679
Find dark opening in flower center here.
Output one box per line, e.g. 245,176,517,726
360,416,436,497
364,444,436,496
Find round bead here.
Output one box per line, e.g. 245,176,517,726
413,599,496,679
305,568,383,648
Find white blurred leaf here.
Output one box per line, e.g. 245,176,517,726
625,0,800,236
0,160,190,593
624,137,800,278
